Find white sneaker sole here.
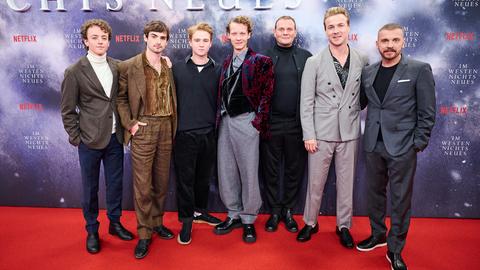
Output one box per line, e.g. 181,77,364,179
177,234,191,245
193,219,221,226
356,242,387,252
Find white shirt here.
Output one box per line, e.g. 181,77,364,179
86,51,116,134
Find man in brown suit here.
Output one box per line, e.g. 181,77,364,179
116,20,177,259
61,19,134,254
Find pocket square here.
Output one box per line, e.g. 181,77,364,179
397,79,410,83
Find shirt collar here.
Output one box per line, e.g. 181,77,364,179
184,54,216,66
233,49,248,62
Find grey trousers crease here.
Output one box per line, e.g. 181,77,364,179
217,112,262,224
366,141,416,254
303,139,358,228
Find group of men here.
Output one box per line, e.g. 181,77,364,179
61,6,436,270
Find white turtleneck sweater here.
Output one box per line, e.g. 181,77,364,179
86,51,116,134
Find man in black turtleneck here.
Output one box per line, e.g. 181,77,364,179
261,16,312,233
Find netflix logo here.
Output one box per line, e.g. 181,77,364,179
445,32,475,41
13,35,37,42
349,33,358,42
19,103,44,111
439,105,468,116
115,34,141,43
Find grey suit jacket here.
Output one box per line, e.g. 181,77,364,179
61,56,123,149
300,47,368,142
360,55,436,156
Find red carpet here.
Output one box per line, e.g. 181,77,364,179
0,207,478,270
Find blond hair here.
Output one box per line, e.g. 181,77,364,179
188,22,214,40
226,16,253,33
323,7,350,30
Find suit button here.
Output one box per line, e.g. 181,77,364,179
348,106,351,109
109,116,112,119
352,93,355,96
328,82,331,85
333,95,336,98
376,121,380,124
356,79,359,82
380,107,384,110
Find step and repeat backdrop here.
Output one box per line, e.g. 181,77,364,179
1,0,479,218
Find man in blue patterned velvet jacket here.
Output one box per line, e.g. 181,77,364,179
213,15,274,244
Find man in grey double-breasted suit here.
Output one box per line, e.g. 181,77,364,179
356,23,436,270
297,7,368,247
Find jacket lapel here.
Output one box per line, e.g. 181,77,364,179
339,49,360,108
107,57,118,99
366,62,381,105
323,49,344,100
382,55,408,104
132,54,146,102
80,56,108,99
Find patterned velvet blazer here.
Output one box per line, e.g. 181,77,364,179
217,48,274,138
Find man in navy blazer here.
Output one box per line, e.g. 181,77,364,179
357,23,436,270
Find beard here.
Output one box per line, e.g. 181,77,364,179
380,49,400,60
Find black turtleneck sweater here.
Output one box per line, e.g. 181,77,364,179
271,44,298,118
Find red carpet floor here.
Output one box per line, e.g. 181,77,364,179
0,207,478,270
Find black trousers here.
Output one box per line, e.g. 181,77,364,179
366,141,417,253
260,124,306,215
78,133,124,233
173,129,216,222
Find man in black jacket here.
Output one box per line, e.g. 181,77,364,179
172,22,222,245
261,16,312,233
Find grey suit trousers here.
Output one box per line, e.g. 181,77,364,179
303,139,358,228
218,112,262,224
366,141,416,253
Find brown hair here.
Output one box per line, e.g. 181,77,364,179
143,20,170,40
323,6,350,30
80,19,112,41
378,23,405,35
275,15,296,30
188,22,214,40
226,16,253,33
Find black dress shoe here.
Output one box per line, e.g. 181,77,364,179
134,239,151,259
242,224,257,243
86,233,100,254
356,234,387,251
265,214,280,232
213,217,242,235
296,224,318,242
336,227,354,249
283,209,298,233
386,251,408,270
153,225,174,240
109,222,134,241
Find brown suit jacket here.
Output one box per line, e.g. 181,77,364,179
60,56,123,149
116,53,177,144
